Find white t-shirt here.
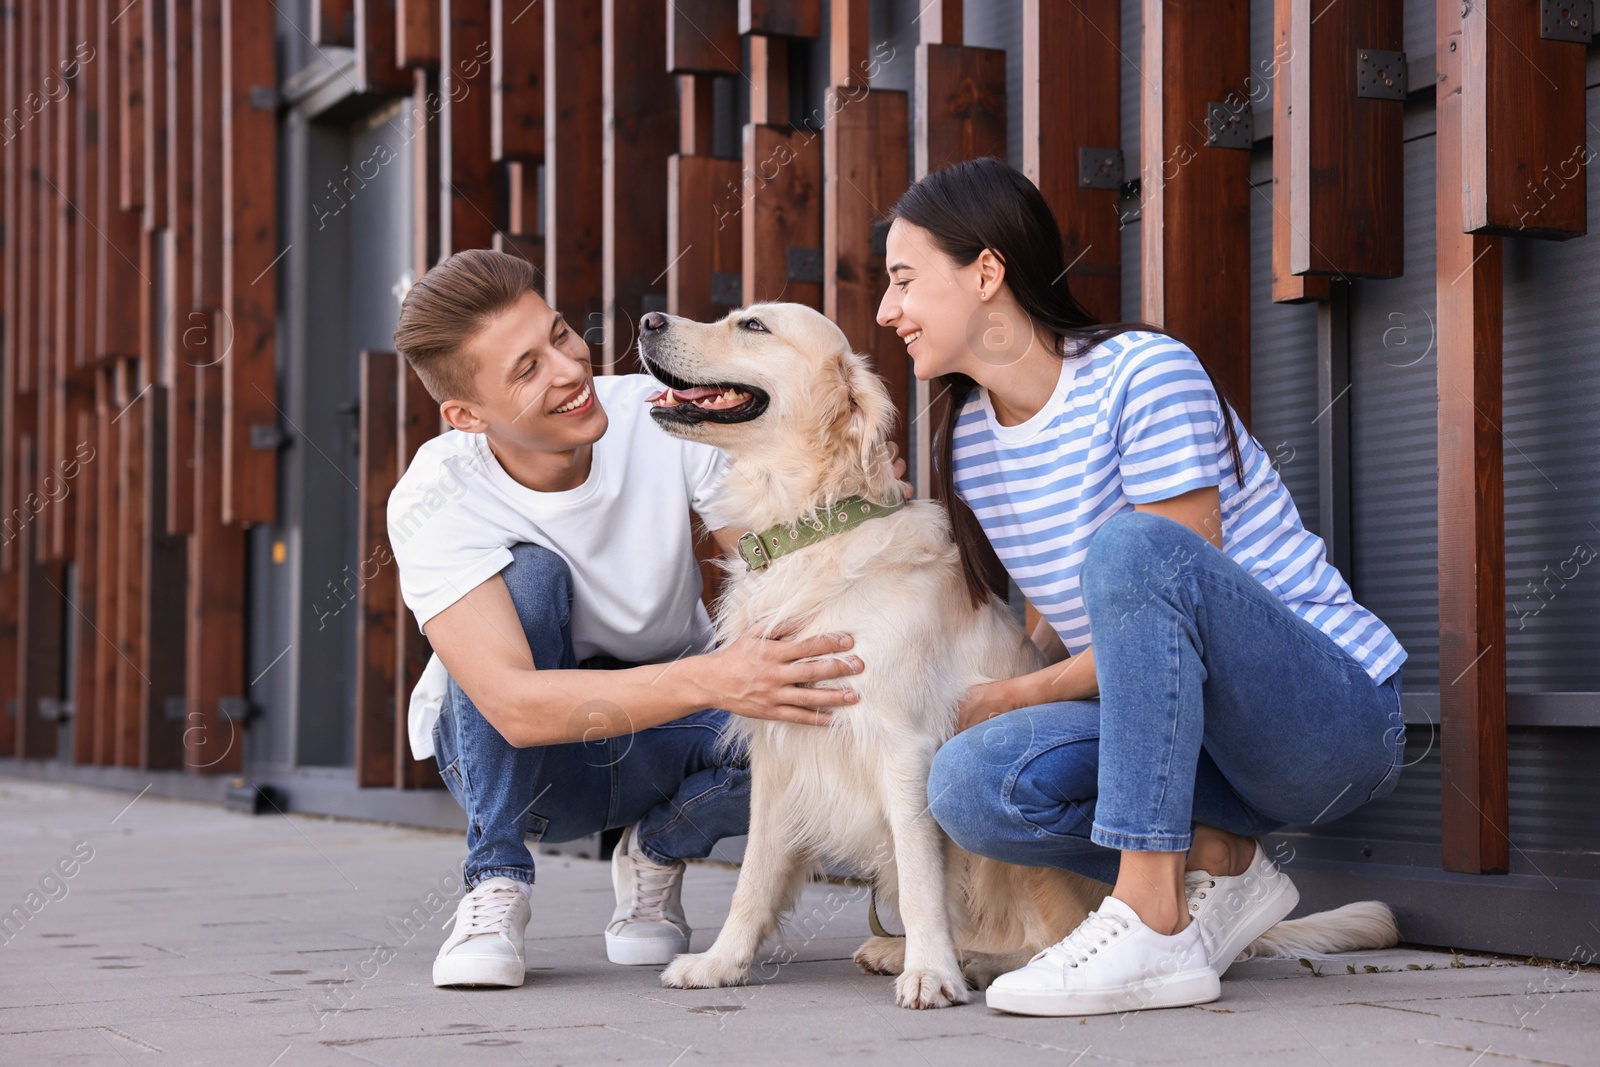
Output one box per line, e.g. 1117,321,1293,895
387,373,732,760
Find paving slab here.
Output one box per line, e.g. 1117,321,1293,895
0,777,1591,1067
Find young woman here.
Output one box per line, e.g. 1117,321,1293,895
876,158,1407,1017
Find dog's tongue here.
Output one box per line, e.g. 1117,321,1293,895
665,385,725,402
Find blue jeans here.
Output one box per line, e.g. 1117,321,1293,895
928,511,1406,886
431,543,751,890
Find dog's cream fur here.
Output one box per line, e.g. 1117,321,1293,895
642,303,1397,1009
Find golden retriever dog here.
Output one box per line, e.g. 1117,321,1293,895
639,303,1396,1009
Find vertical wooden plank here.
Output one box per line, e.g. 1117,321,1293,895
668,154,742,321
439,0,497,255
143,0,169,231
1,0,20,575
670,0,740,74
356,351,399,788
99,0,145,364
545,2,604,341
93,365,122,766
184,338,246,775
1463,1,1586,238
824,83,909,461
193,0,224,309
409,67,442,278
395,363,442,789
397,0,441,68
118,0,145,211
491,0,543,162
313,0,355,46
70,407,99,764
1288,0,1403,277
356,0,412,96
74,0,101,371
1436,0,1508,875
741,125,823,309
602,0,675,374
739,0,820,37
747,33,788,124
112,364,142,766
1270,0,1329,304
140,384,188,769
1021,0,1121,323
16,434,65,760
1140,0,1251,423
677,73,717,156
221,0,279,525
166,0,198,535
33,5,56,565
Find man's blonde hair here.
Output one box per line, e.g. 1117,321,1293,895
393,249,543,403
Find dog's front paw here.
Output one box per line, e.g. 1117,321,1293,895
660,952,749,990
853,936,906,976
894,967,971,1009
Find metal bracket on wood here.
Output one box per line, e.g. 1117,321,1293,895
249,424,285,451
1356,49,1408,100
786,247,823,285
250,84,280,111
710,272,742,307
38,697,68,722
1541,0,1594,42
219,697,255,723
1204,102,1252,149
1078,147,1124,190
164,697,187,722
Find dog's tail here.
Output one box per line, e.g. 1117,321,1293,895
1239,901,1400,961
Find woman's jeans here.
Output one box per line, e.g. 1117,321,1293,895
431,543,751,890
928,511,1406,887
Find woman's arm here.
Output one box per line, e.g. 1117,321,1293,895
956,486,1226,732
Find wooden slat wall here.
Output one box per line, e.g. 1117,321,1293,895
489,0,544,266
1435,0,1509,875
439,0,496,256
357,351,400,788
1270,0,1329,304
742,31,824,310
545,2,605,342
166,0,198,535
396,364,442,789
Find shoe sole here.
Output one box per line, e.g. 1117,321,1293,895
432,955,526,988
605,931,689,966
1210,874,1300,977
986,967,1221,1017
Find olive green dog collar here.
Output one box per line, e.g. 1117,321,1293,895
737,494,907,571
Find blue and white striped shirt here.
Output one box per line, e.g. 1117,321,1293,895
952,330,1406,685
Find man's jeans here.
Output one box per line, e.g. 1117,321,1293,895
928,511,1406,886
431,543,751,890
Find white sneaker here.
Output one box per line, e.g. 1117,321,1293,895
1185,840,1300,976
605,825,690,965
986,896,1220,1017
432,876,532,987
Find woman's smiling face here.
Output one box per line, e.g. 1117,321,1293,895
876,218,985,381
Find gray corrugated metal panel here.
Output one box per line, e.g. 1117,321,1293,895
1283,726,1600,855
1248,0,1276,119
871,0,921,94
1346,132,1438,683
1261,852,1600,961
1498,86,1600,693
1248,170,1323,535
964,0,1024,167
1404,0,1434,59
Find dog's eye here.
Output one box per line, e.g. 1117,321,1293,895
742,318,767,333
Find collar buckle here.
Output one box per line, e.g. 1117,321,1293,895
737,531,769,570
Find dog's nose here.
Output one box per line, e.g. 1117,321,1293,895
641,311,668,332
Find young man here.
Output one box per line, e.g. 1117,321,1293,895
387,249,877,988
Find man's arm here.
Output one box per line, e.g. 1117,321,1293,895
425,573,863,748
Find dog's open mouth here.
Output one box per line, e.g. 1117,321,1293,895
641,356,769,425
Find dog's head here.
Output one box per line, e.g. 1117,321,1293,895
637,303,900,527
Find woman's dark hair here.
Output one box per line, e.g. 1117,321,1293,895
885,156,1248,607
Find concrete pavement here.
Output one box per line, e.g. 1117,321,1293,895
1,776,1594,1067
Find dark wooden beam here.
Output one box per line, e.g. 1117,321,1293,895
409,67,442,278
313,0,355,47
194,0,224,309
357,351,400,788
118,0,145,212
221,0,279,525
748,33,788,125
1022,0,1121,323
491,0,544,162
1463,1,1586,238
140,384,188,769
741,124,822,309
1289,0,1404,277
356,0,413,95
1140,0,1251,424
166,0,198,535
0,0,18,576
397,0,441,68
669,0,740,74
92,365,121,764
15,434,65,760
395,362,442,789
113,361,144,766
439,0,497,255
824,82,909,461
545,2,604,342
677,73,717,157
1271,0,1329,303
739,0,819,38
603,0,675,373
668,153,742,321
1435,0,1508,876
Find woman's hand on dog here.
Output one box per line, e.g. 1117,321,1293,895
706,627,863,726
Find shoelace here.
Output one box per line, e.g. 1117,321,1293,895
629,855,682,922
1184,871,1217,914
1029,907,1132,970
455,881,525,939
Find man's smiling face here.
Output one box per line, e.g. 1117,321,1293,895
445,289,608,453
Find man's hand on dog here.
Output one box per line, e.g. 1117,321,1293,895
708,626,863,726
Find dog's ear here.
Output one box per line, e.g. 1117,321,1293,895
842,351,898,489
